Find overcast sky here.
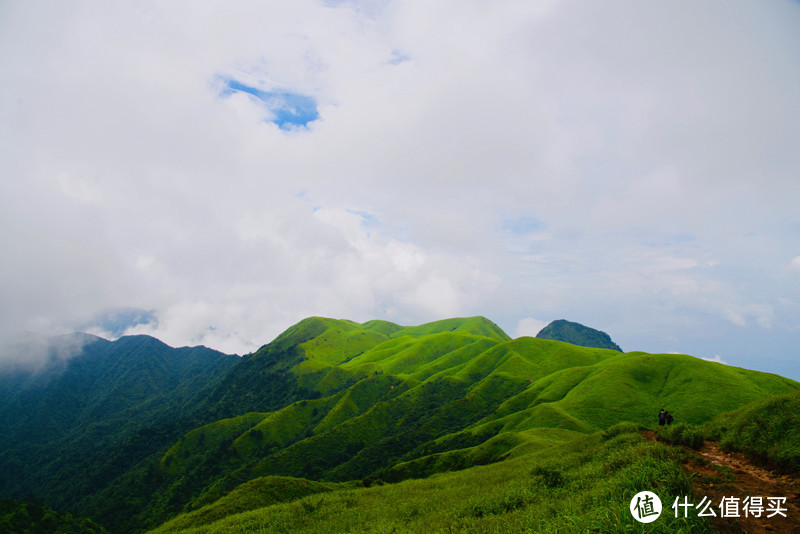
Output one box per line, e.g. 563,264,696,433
1,1,799,379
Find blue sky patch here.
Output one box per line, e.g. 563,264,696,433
388,50,411,65
82,307,157,338
220,78,319,130
502,216,547,235
347,209,378,226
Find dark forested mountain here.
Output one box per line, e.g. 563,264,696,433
0,498,108,534
535,319,622,351
0,316,796,533
0,333,236,521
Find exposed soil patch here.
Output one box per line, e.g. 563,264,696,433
642,431,800,533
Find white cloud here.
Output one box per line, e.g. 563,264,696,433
0,1,799,378
702,355,730,366
722,308,747,328
516,318,549,339
720,304,774,329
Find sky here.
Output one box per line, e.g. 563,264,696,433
1,0,799,379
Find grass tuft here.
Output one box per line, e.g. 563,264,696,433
656,423,705,449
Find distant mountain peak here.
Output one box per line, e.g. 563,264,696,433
535,319,622,351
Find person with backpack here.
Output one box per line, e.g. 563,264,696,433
666,411,673,425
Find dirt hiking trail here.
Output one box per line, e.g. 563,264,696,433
643,430,800,533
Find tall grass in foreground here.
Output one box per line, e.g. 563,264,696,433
655,423,704,450
151,423,707,533
704,389,800,472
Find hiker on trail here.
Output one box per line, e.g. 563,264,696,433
658,409,666,426
666,411,673,426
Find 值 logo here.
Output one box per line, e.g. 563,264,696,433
630,491,662,523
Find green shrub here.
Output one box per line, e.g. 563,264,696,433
530,466,565,488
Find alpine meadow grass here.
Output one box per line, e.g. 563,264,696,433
149,424,709,534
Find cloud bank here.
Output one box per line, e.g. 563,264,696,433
1,1,799,378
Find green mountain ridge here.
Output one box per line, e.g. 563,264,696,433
1,315,797,533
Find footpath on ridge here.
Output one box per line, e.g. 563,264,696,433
643,430,800,533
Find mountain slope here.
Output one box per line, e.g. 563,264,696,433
148,476,342,533
0,498,109,534
131,320,796,532
148,423,711,534
705,389,800,471
0,334,236,517
193,316,508,421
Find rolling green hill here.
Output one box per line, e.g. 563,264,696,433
119,317,797,532
1,316,797,533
